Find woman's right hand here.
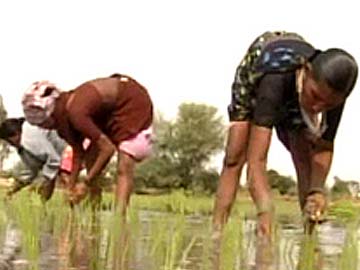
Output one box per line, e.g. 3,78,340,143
86,134,115,182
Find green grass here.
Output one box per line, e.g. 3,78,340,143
328,199,360,222
130,190,300,220
338,222,359,270
1,188,360,270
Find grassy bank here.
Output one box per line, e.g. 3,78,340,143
2,187,360,221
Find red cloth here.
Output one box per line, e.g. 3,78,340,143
60,139,90,172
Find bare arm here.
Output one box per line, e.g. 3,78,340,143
285,131,333,210
309,139,334,190
84,135,115,183
308,102,343,188
67,83,116,183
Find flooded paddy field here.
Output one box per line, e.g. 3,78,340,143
0,190,359,270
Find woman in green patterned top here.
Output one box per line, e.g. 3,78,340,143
213,31,358,237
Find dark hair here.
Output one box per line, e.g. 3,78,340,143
109,73,123,79
311,48,358,97
0,117,25,140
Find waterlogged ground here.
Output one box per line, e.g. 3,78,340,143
0,191,359,270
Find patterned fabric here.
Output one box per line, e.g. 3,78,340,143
228,31,315,122
22,81,61,125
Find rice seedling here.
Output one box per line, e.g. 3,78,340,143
0,188,360,270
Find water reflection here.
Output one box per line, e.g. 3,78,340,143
199,216,349,270
253,237,275,270
0,223,21,270
210,230,276,270
0,208,356,270
111,222,130,270
56,211,132,270
56,212,92,270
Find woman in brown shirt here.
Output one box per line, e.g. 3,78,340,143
22,74,153,213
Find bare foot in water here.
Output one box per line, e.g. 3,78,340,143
257,212,272,239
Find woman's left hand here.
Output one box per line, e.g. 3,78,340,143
67,182,89,205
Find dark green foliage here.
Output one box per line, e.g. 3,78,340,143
134,103,225,193
267,169,296,195
0,95,9,171
331,176,351,197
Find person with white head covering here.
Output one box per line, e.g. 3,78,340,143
21,74,153,215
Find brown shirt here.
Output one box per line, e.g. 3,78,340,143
52,75,153,147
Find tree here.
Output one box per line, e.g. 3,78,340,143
167,103,225,188
134,112,181,189
0,95,9,171
267,169,296,195
134,103,225,193
331,176,351,198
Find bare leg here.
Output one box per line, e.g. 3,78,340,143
213,122,250,230
116,151,136,216
246,126,273,238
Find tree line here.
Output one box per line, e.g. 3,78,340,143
2,94,352,197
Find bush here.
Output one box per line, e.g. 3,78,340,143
331,178,351,198
267,169,296,195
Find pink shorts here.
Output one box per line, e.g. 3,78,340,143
118,126,153,161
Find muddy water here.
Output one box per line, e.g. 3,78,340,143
0,210,358,270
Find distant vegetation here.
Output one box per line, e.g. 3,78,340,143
1,99,359,200
0,95,9,171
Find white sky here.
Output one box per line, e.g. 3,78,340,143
0,0,359,183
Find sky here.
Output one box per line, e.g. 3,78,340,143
0,0,359,184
